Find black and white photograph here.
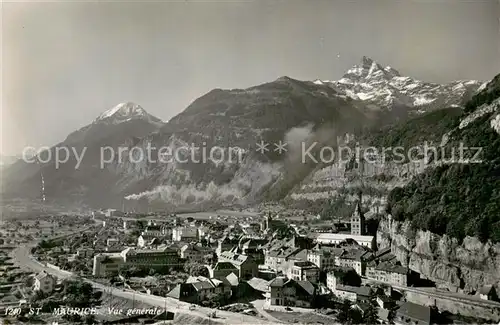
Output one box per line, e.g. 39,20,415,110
1,0,500,324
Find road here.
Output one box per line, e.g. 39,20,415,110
363,277,500,309
10,234,272,324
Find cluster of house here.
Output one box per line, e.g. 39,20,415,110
84,201,499,325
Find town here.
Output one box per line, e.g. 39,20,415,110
1,194,499,325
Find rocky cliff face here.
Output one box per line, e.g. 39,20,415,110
377,216,500,292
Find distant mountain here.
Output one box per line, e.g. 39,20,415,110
315,56,483,114
0,58,486,211
1,102,165,208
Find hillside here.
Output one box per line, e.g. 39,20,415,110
0,57,485,210
385,74,500,243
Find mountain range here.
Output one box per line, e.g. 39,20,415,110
0,57,489,211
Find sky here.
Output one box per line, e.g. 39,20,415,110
2,0,499,155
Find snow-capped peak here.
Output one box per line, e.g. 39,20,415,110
94,102,162,125
314,56,484,113
97,102,147,120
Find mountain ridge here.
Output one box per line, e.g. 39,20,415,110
0,57,488,210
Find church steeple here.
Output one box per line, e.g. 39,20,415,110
351,191,365,235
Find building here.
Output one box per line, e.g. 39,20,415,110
107,238,119,247
316,233,375,249
307,245,343,270
76,247,94,258
350,194,366,236
167,276,232,304
33,271,55,294
334,285,372,302
288,260,320,284
216,236,239,256
350,209,365,236
326,266,358,292
93,253,125,277
122,247,182,272
180,244,214,264
478,285,498,301
338,249,372,276
93,246,182,277
238,238,267,264
209,262,239,280
395,302,431,325
137,224,173,248
143,224,172,238
264,246,304,272
218,251,257,280
261,212,283,232
366,262,408,286
366,248,409,286
266,277,316,308
104,209,124,218
92,211,106,220
172,227,198,242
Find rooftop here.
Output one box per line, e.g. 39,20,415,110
317,233,374,243
396,301,431,324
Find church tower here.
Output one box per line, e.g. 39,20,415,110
351,191,365,235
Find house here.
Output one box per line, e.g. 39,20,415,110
209,262,239,280
307,245,343,270
334,285,372,302
137,225,172,248
137,234,158,248
144,224,172,238
167,276,231,304
248,277,271,294
33,271,55,294
172,227,198,242
326,266,359,292
367,261,409,286
180,244,214,264
264,246,304,272
338,249,371,276
395,301,431,325
197,225,211,238
287,260,320,284
238,238,267,264
216,236,239,256
478,285,498,301
76,247,94,258
351,302,371,317
376,295,394,309
266,276,316,308
376,295,394,322
218,251,257,280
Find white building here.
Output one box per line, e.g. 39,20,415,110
92,253,125,277
33,271,55,294
316,233,375,249
105,209,124,217
172,227,198,242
